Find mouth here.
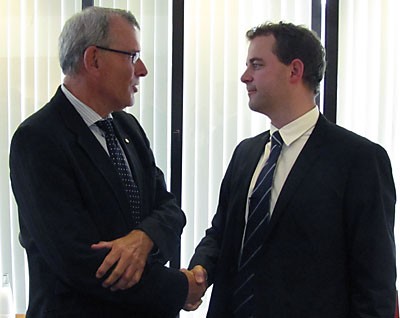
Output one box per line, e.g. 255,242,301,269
132,85,138,93
247,88,256,95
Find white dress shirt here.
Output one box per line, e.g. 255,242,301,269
245,106,320,222
61,84,132,170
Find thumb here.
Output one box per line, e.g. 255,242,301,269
193,266,207,284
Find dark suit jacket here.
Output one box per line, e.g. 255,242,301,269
189,114,397,317
10,87,187,317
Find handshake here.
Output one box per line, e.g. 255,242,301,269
181,265,208,311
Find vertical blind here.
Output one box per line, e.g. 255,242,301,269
1,1,398,317
0,0,83,312
0,0,172,313
180,1,312,316
336,0,400,280
93,0,173,183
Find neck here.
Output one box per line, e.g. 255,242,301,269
269,93,317,128
63,76,111,118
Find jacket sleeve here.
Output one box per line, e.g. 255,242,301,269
188,141,245,284
344,142,397,316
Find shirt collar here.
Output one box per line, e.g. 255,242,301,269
270,106,320,146
61,84,112,127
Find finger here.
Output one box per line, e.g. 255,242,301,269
96,252,121,279
109,264,135,291
102,249,143,287
184,300,203,311
91,241,113,250
110,274,131,291
102,261,125,287
130,266,144,286
191,299,203,310
110,264,143,291
124,261,145,288
180,268,189,275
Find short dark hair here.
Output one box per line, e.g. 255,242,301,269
246,21,326,95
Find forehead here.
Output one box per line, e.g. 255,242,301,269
108,16,140,49
247,35,276,57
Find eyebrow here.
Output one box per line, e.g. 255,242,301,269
247,57,264,65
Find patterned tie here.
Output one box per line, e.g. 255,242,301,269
96,119,141,225
233,131,283,317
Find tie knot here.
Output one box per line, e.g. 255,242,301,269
271,131,283,148
96,118,114,135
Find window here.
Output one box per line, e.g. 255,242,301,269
1,1,398,317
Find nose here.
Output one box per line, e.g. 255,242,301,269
134,58,148,77
240,68,252,83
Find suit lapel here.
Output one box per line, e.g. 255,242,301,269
232,133,270,220
226,132,271,261
265,115,328,239
53,88,132,225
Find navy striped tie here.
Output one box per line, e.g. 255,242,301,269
96,119,141,225
233,131,283,317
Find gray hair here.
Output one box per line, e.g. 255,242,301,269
59,6,139,76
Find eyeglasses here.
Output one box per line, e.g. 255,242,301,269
95,46,140,64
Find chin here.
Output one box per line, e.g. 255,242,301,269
249,104,265,115
129,95,135,107
122,97,135,108
249,103,258,111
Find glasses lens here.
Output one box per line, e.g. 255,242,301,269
132,52,140,64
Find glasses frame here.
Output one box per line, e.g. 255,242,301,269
95,45,140,64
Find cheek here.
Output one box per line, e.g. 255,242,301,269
111,64,132,80
253,76,269,93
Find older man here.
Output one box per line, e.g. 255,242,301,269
10,6,205,317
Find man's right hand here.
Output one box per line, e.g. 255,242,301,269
181,265,208,311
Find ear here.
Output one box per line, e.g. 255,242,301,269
289,58,304,84
82,46,100,74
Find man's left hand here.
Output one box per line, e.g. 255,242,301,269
91,229,154,291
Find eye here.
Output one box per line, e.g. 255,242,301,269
251,62,263,70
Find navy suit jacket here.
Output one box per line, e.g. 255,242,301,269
10,87,187,317
190,114,397,317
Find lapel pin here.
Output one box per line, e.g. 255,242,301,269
124,138,130,144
